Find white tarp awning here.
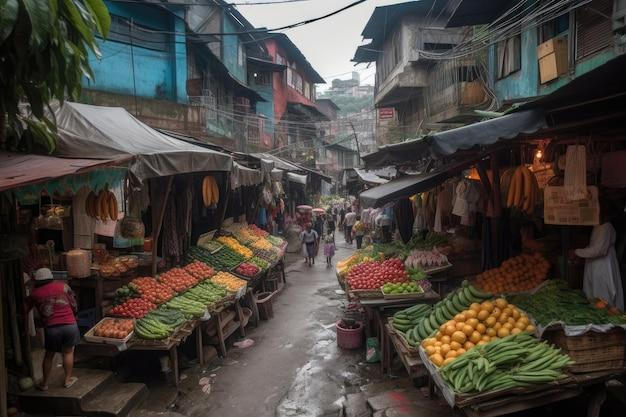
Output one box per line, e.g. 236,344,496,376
287,172,307,185
54,102,233,181
231,162,262,189
354,168,389,185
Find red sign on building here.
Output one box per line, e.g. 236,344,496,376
378,108,394,119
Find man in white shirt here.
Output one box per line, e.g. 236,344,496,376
376,212,392,243
344,209,357,244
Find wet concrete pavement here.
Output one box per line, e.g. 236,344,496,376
175,239,378,417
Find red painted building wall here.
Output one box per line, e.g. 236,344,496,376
264,39,318,121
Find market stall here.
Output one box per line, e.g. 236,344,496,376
337,57,626,416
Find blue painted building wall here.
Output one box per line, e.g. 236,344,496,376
489,25,618,104
250,74,275,148
84,1,187,103
222,16,247,84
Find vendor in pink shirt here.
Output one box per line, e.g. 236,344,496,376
27,268,79,390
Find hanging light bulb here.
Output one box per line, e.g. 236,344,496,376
535,149,543,160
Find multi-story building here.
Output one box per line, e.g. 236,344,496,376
250,33,328,166
445,0,626,107
82,0,268,152
352,0,492,145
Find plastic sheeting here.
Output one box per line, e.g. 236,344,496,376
353,168,388,185
362,109,546,167
231,162,262,190
287,172,307,185
54,103,233,181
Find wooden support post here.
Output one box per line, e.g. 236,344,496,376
215,172,231,232
215,313,226,358
475,161,492,198
235,302,246,338
0,272,7,417
169,346,179,389
196,323,204,366
151,176,174,276
490,154,502,265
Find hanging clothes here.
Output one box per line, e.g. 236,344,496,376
394,198,414,244
575,223,624,310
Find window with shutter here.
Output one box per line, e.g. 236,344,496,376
497,35,521,79
576,0,614,60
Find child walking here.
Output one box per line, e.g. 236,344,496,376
324,231,336,267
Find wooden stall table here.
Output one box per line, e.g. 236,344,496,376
350,289,440,374
127,319,203,389
202,297,250,358
423,351,626,417
384,323,429,379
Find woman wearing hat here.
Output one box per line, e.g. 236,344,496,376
27,268,79,390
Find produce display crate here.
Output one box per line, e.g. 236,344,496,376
84,318,134,346
387,318,421,357
345,282,382,299
381,288,428,300
544,329,626,373
423,262,453,275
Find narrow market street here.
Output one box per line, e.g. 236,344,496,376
175,238,378,417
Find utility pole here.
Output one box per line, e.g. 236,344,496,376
349,121,362,166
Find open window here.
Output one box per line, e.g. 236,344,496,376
496,35,521,79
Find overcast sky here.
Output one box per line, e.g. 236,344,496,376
238,0,402,91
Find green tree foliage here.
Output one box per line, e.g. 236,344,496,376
0,0,110,152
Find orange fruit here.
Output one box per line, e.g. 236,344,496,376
507,317,517,325
486,328,497,337
462,324,474,336
476,323,487,335
451,331,467,344
456,348,467,355
497,327,510,338
491,307,502,318
495,298,508,309
425,345,436,355
434,341,442,347
450,341,462,351
476,340,488,346
440,335,451,344
485,316,497,327
511,328,522,335
455,322,465,331
465,309,478,319
481,334,491,342
481,301,495,313
430,353,444,367
466,318,479,328
526,324,536,333
440,343,451,356
469,331,482,344
503,322,513,330
445,325,456,336
469,303,481,312
443,357,456,366
493,322,502,331
515,321,527,330
498,313,509,324
436,331,443,339
445,350,458,359
454,313,466,322
477,309,490,321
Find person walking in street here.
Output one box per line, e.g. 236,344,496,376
353,216,365,249
339,206,346,229
300,223,319,266
344,209,356,244
324,231,336,267
27,268,80,390
325,210,336,236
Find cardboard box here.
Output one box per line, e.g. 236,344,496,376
537,37,569,84
544,185,599,226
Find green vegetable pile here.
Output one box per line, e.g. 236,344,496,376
164,295,207,317
408,232,449,250
508,280,626,326
113,286,138,306
391,304,431,333
249,256,269,270
372,242,409,260
199,240,223,253
267,235,284,246
182,281,229,307
440,333,573,393
187,246,244,271
135,308,188,340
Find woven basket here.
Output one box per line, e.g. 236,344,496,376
545,329,626,373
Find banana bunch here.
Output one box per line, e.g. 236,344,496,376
86,189,118,221
505,166,539,215
202,176,219,207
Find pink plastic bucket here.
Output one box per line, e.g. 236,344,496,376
336,321,364,349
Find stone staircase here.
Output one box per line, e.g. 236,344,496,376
18,368,148,417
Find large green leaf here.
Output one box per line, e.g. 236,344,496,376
84,0,109,37
22,0,50,49
0,0,19,44
61,0,94,46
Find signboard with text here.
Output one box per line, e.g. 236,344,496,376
378,108,395,120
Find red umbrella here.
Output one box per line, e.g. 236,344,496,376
296,205,312,211
312,208,325,214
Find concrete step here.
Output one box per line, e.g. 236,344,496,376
345,392,372,417
19,368,114,415
82,382,148,417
